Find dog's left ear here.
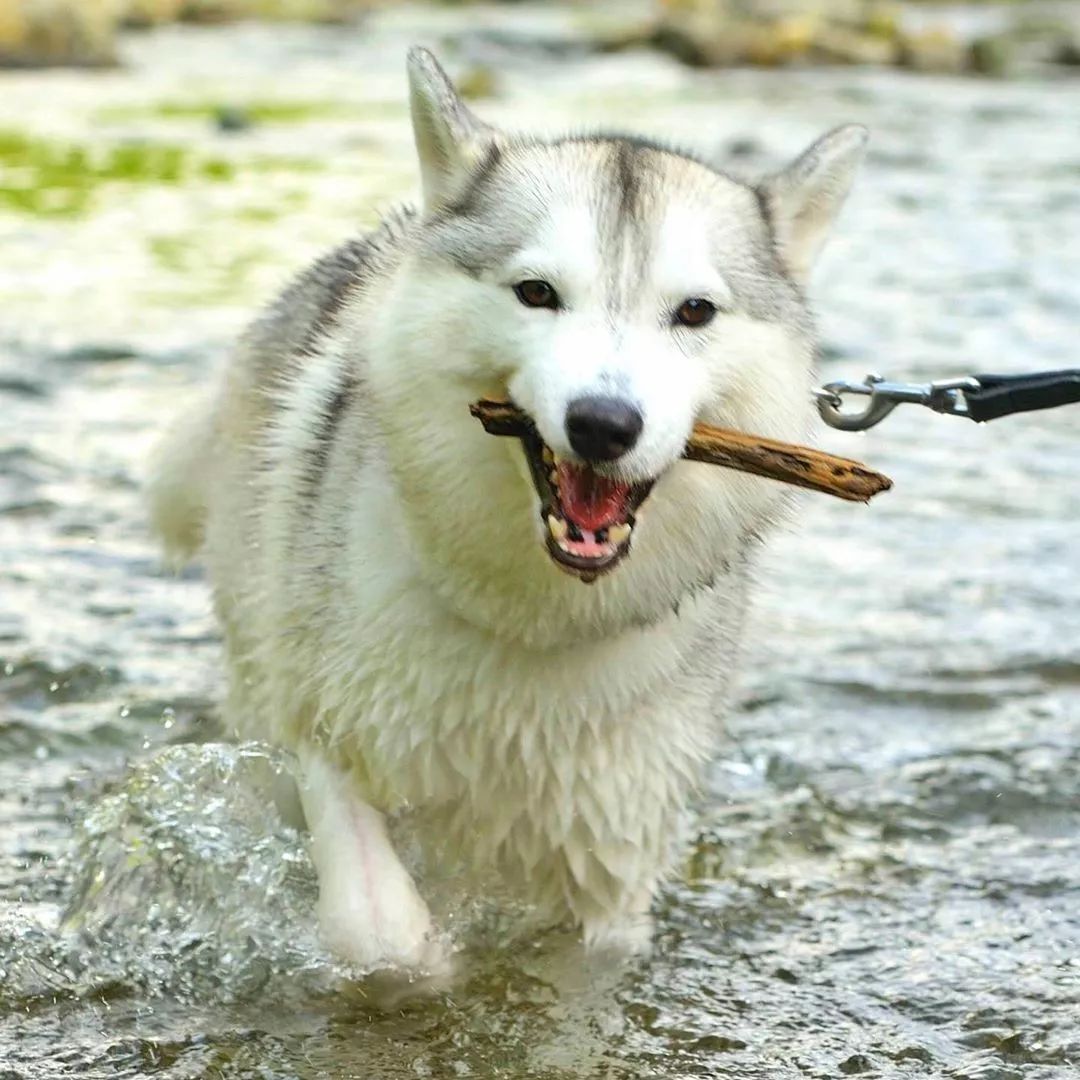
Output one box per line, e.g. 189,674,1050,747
759,125,868,283
407,47,497,212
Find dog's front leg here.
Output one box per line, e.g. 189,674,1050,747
298,748,448,979
582,883,656,959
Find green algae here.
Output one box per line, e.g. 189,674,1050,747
0,130,235,217
98,98,403,125
147,234,193,272
0,130,327,218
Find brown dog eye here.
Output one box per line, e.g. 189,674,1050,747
674,298,716,328
514,280,559,310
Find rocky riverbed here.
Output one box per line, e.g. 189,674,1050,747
3,0,1080,76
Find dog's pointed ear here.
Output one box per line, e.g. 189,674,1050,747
759,124,868,283
407,47,495,211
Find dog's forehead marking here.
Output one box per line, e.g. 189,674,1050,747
431,134,791,321
525,141,755,317
599,141,656,316
503,141,666,313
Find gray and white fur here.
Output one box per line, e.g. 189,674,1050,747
147,47,866,977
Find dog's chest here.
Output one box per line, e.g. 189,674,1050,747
316,600,719,912
316,583,721,830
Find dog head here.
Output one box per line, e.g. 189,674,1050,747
368,49,866,640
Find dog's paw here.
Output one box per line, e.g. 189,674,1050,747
326,928,455,1012
582,913,655,958
357,956,455,1011
317,883,452,981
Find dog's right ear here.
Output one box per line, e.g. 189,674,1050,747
407,47,496,212
759,124,868,283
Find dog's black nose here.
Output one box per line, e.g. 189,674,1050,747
565,396,644,462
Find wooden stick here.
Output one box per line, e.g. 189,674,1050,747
469,399,892,503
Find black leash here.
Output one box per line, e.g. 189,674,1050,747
816,369,1080,431
964,370,1080,423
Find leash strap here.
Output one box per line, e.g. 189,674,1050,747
965,370,1080,422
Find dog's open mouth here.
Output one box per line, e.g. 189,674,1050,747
520,431,654,581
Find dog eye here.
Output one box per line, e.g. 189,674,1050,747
514,280,559,310
674,298,716,328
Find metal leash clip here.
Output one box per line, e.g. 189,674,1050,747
815,374,982,432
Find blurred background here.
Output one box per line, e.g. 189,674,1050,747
2,1,1078,1078
3,0,1080,72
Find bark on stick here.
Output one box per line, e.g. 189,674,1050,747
469,399,892,503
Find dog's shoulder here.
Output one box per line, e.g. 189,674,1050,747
239,204,417,390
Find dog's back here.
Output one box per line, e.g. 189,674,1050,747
148,214,412,567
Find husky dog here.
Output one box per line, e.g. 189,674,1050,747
147,48,865,976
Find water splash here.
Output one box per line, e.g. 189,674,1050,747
58,742,339,1005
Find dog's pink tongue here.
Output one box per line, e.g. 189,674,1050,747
557,462,631,531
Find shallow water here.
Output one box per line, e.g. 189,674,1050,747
2,5,1078,1077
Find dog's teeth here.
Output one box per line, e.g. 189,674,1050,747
542,446,554,465
547,515,568,541
608,523,632,546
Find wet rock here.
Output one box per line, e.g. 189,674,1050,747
838,1054,874,1075
723,135,763,160
0,374,47,397
0,0,118,68
636,0,1049,78
714,134,767,174
690,1034,748,1052
119,0,185,28
0,0,366,54
648,11,820,69
813,24,897,67
646,8,737,69
892,1045,933,1065
862,1,901,42
214,104,253,133
989,14,1080,71
457,64,497,101
969,34,1011,77
898,27,968,75
178,0,359,21
1054,34,1080,68
645,2,901,72
747,14,819,67
53,342,138,363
